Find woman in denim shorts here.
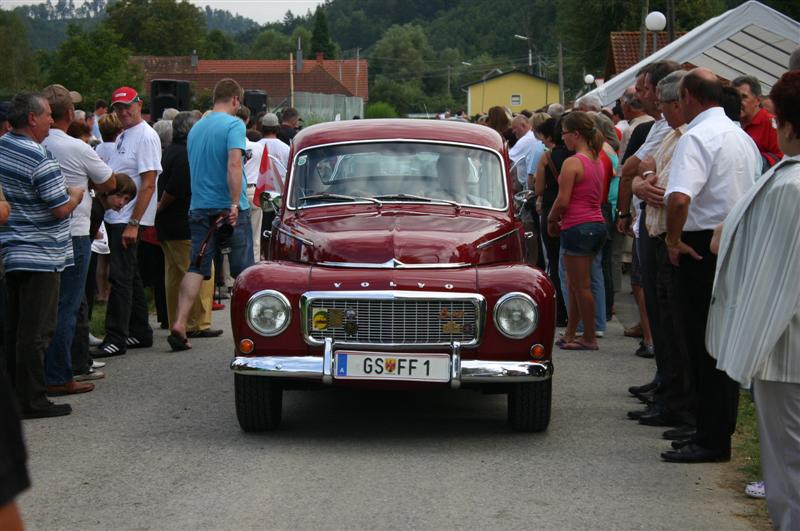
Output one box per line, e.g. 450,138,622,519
546,111,608,350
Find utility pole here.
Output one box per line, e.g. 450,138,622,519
355,47,360,98
447,65,451,95
667,0,676,42
640,0,649,60
558,41,564,104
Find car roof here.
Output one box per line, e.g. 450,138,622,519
292,118,506,154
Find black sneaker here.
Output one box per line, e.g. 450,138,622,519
635,341,655,358
92,342,126,358
125,336,153,349
22,402,72,419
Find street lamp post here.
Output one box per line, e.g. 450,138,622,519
645,11,667,54
514,34,533,74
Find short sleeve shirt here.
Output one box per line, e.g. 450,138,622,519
104,121,163,226
43,129,112,236
187,112,248,211
155,142,191,241
0,132,73,272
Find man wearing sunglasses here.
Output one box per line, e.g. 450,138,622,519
93,87,161,358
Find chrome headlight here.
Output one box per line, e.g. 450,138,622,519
493,292,538,339
246,290,291,336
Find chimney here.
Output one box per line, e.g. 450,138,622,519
316,51,324,63
191,49,198,68
295,37,303,73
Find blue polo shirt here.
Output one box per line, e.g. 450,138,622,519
0,132,73,273
187,112,249,211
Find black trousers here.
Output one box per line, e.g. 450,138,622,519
105,224,152,347
71,295,90,375
540,209,567,323
137,240,167,327
638,209,668,397
4,271,60,411
677,230,739,453
653,237,695,422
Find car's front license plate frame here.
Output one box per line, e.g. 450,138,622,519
334,351,451,382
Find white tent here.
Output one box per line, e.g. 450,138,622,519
587,0,800,106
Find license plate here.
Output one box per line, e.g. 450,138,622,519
334,351,451,382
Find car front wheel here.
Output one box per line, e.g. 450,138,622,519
507,379,552,432
235,374,283,432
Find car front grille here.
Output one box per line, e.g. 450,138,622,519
302,292,483,347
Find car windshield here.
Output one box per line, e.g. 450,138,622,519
288,142,507,210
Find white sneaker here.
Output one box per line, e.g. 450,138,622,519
89,333,103,347
75,369,105,381
745,480,765,499
596,331,605,338
91,360,106,369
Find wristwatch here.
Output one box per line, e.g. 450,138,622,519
617,211,632,219
127,217,140,227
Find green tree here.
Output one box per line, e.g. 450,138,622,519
291,26,313,58
43,24,143,106
0,11,41,94
250,29,293,59
202,29,235,59
105,0,206,56
311,6,336,59
364,101,398,118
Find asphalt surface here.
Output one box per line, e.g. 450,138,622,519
18,287,751,530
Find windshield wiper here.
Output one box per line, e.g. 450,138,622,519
373,194,460,208
297,193,381,206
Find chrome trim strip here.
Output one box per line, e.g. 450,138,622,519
286,139,509,212
317,258,471,270
300,291,486,349
322,338,334,385
460,360,553,382
493,292,539,340
231,355,553,383
476,229,518,250
245,290,292,337
450,342,462,389
230,356,324,379
277,226,314,247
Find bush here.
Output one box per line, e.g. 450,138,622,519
365,101,398,119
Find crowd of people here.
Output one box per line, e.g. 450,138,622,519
1,45,800,529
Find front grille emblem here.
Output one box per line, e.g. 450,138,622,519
344,308,358,336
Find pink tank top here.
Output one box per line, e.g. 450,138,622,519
559,152,606,231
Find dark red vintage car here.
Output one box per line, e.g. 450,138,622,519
230,118,555,432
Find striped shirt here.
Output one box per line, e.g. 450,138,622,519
0,132,73,273
707,156,800,386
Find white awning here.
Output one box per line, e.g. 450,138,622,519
588,0,800,106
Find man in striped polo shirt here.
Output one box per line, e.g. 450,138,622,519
0,92,83,419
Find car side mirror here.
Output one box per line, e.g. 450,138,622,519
513,190,531,217
260,192,283,212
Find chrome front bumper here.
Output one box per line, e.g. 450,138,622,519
230,339,553,388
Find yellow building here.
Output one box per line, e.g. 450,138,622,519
465,69,560,116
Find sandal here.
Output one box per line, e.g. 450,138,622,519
560,340,599,351
555,335,575,347
167,333,192,351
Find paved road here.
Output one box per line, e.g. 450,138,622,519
18,291,750,530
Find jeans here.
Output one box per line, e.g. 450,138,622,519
188,208,254,279
105,224,152,348
559,244,607,333
44,236,91,386
5,271,60,411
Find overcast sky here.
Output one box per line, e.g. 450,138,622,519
2,0,327,24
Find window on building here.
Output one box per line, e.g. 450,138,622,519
511,94,522,106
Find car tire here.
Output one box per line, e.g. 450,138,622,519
235,373,283,432
507,379,551,432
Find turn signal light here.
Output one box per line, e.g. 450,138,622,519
530,344,545,359
239,339,254,354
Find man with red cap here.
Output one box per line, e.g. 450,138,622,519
92,87,161,358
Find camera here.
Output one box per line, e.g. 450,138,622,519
216,216,234,255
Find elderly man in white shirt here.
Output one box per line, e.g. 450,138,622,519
659,68,760,464
707,70,800,531
41,85,116,395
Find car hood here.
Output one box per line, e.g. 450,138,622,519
282,208,513,266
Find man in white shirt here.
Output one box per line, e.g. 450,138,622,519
41,85,116,392
236,105,266,261
257,113,290,253
660,67,760,464
93,86,162,358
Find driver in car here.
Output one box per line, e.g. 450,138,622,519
436,153,491,207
